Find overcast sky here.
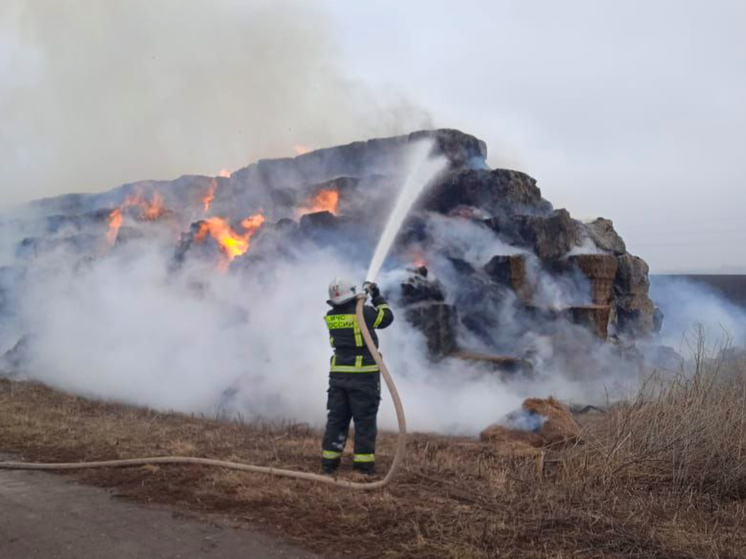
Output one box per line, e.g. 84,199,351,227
1,0,744,272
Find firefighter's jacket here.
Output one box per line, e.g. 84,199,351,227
325,295,394,373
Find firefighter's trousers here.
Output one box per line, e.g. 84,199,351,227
321,372,381,465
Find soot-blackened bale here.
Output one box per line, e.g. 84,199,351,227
512,209,583,262
15,234,101,260
484,255,531,304
568,305,612,339
409,129,488,169
400,267,446,305
404,303,459,358
422,169,551,217
299,210,339,232
615,254,650,295
584,218,627,255
614,253,662,336
399,267,458,359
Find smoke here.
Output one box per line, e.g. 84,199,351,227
3,3,745,440
5,164,746,438
0,151,636,436
567,237,604,256
422,213,526,267
650,276,746,350
0,0,432,210
6,226,530,434
4,181,745,435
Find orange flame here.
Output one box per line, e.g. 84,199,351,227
195,213,266,262
202,180,217,212
107,208,124,245
413,255,427,269
294,145,312,156
139,191,165,221
298,189,339,216
241,214,266,232
105,189,166,245
217,168,231,178
122,190,166,221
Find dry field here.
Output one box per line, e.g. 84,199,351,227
1,351,746,558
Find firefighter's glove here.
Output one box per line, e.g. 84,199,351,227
364,282,381,299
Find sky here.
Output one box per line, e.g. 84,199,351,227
1,0,744,273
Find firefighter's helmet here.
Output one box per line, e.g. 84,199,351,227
328,277,357,306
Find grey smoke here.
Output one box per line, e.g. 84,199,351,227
0,0,431,210
2,177,744,434
3,1,746,437
650,276,746,349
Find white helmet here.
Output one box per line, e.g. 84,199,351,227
328,277,357,305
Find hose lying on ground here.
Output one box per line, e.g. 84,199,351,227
0,295,407,491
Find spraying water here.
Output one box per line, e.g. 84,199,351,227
366,140,448,281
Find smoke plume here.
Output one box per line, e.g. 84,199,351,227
0,0,431,210
650,276,746,350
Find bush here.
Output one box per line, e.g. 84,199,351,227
573,330,746,499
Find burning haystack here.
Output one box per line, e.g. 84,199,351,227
0,129,660,403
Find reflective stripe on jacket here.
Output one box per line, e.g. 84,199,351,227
325,296,394,373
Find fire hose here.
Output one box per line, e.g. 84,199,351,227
0,294,408,490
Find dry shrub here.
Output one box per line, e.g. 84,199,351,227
572,332,746,498
478,424,544,457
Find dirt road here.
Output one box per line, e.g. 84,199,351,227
0,468,321,559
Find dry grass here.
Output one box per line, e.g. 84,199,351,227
571,348,746,501
1,345,746,558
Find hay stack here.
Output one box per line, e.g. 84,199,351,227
522,397,581,445
567,254,618,305
481,397,581,456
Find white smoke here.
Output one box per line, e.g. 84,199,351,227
566,237,604,256
0,150,615,436
6,228,526,434
3,1,745,440
650,276,746,350
422,213,526,267
2,160,745,437
5,190,745,435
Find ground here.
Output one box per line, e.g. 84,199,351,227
0,467,319,559
1,377,744,559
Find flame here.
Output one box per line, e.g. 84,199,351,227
195,213,266,262
413,255,427,269
298,189,339,216
241,214,266,231
122,190,165,221
217,168,231,178
105,189,166,245
294,144,312,156
202,180,217,212
107,208,123,245
139,191,165,221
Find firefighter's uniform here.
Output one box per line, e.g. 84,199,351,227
321,293,394,473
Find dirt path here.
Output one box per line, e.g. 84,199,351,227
0,468,321,559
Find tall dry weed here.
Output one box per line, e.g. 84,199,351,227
572,329,746,498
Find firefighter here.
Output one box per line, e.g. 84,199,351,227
321,277,394,475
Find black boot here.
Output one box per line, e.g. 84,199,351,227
353,461,376,475
321,458,341,475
